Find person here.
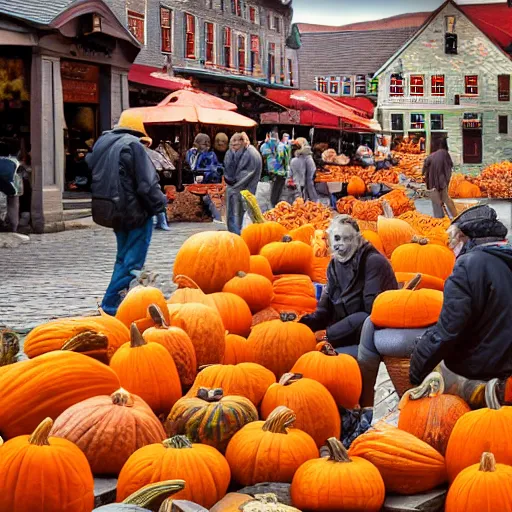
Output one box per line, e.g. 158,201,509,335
410,205,512,407
224,132,262,234
355,143,374,168
299,215,398,356
185,133,221,184
423,138,457,219
86,110,167,316
260,130,291,207
290,137,318,202
0,142,23,232
213,132,229,165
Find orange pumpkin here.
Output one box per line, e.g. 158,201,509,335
398,372,470,455
225,406,319,486
222,333,254,365
349,422,447,494
288,224,315,244
377,216,417,258
109,324,182,415
261,373,341,448
222,272,274,313
291,437,385,512
241,221,287,255
168,275,211,306
308,256,330,285
260,236,313,275
271,274,317,315
0,418,94,512
362,230,385,254
51,388,166,475
291,341,362,409
249,254,274,281
347,176,367,197
173,231,250,293
456,180,481,199
395,271,445,291
248,313,317,378
251,307,280,327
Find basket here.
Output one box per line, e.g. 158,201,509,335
382,356,412,398
453,199,481,215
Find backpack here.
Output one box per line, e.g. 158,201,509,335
0,157,22,197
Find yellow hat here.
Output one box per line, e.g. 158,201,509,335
117,110,148,137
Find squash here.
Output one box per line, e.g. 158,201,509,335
251,307,280,327
222,333,254,365
377,215,417,258
395,271,445,291
362,230,384,254
347,176,367,197
222,272,274,313
260,236,313,275
249,254,274,281
211,493,301,512
288,224,315,244
241,222,287,255
271,275,317,315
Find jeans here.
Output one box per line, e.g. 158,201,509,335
101,217,153,316
7,195,19,232
270,175,286,207
226,186,243,234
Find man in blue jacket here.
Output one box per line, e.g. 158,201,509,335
86,111,167,315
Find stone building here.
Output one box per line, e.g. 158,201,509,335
374,0,512,172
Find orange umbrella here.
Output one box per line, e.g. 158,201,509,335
157,89,238,111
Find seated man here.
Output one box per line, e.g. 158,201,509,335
299,215,397,356
185,133,221,183
410,205,512,407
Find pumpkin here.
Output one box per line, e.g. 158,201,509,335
347,176,367,197
186,362,275,406
249,254,274,281
308,256,330,285
291,437,385,511
395,271,444,291
225,406,318,486
166,387,258,452
398,372,470,455
223,333,254,365
445,379,512,481
391,236,455,281
117,435,231,509
288,223,315,244
371,273,443,328
248,313,317,378
241,221,287,255
0,417,94,511
291,341,362,409
261,373,341,448
445,452,512,512
271,274,317,316
348,421,447,494
251,307,280,327
377,215,417,258
167,302,225,367
110,324,182,415
260,236,313,275
222,271,274,313
0,350,119,439
142,305,197,389
211,493,301,512
362,230,384,254
168,275,211,306
23,309,130,361
50,388,166,475
456,180,481,199
173,231,251,293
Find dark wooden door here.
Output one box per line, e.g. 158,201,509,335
463,130,482,164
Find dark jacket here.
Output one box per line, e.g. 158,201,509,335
410,243,512,384
423,149,453,191
300,242,398,347
87,129,166,231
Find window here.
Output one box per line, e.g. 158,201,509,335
499,115,509,134
390,73,404,96
316,77,327,94
391,113,404,131
355,75,366,95
431,114,444,131
275,17,281,33
431,75,445,96
268,14,276,30
465,75,478,95
207,0,213,8
288,58,294,87
238,35,246,71
223,27,232,67
160,7,172,53
341,76,352,96
463,130,482,164
499,75,510,101
220,0,225,11
445,33,457,54
268,42,275,80
329,77,339,95
232,0,241,16
280,56,285,82
249,6,256,22
250,35,260,71
205,22,215,63
410,113,425,130
128,11,145,44
410,75,424,96
185,13,196,59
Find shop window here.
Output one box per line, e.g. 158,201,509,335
288,59,294,87
499,115,509,134
410,113,425,130
465,75,478,95
410,75,424,96
316,77,327,94
223,27,232,67
232,0,242,16
341,76,352,96
128,10,145,44
499,74,510,102
205,22,215,63
238,35,246,71
268,43,276,81
391,113,404,131
160,7,172,53
329,77,339,95
431,75,445,96
355,75,367,95
250,35,260,71
390,73,404,96
431,114,444,131
249,6,256,22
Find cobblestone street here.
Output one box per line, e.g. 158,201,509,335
0,222,224,331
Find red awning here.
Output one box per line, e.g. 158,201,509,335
333,97,375,119
128,64,191,91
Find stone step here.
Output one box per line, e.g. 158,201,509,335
63,208,92,220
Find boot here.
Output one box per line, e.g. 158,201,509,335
155,211,171,231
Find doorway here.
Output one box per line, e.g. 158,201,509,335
463,129,482,164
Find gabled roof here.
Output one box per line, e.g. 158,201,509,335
0,0,74,26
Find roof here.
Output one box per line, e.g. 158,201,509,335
0,0,73,25
333,97,376,118
129,65,191,92
296,11,431,34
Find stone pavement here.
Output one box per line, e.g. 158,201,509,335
0,222,224,331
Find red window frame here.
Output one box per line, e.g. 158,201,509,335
410,75,424,96
249,6,256,22
128,10,145,44
329,77,339,95
160,7,172,53
232,0,241,16
238,35,246,71
223,27,232,67
205,22,215,63
250,35,260,70
465,75,478,95
317,77,328,94
185,14,196,59
498,74,510,102
390,73,404,96
431,75,445,96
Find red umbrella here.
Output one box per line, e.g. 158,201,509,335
157,89,238,111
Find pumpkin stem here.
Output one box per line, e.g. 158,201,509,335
198,363,215,372
319,342,338,357
381,199,394,218
111,388,135,407
148,304,169,328
411,235,429,245
122,480,186,509
173,275,204,292
279,373,303,386
262,406,296,433
130,323,147,348
282,235,293,243
28,417,53,446
399,371,445,410
478,452,496,473
61,330,109,353
0,329,19,366
162,435,193,449
485,379,502,410
326,437,351,463
197,387,224,402
0,435,3,447
279,312,297,323
236,271,247,278
404,273,422,291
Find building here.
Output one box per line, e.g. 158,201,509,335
0,0,140,232
374,0,512,172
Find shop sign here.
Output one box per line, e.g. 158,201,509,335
260,112,279,124
61,61,100,104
